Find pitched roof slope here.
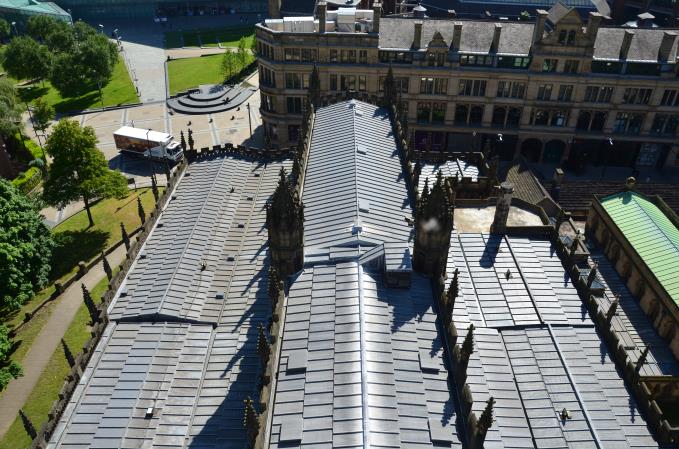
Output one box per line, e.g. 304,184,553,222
49,154,289,449
303,101,413,250
601,191,679,304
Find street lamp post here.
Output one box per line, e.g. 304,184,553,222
10,22,17,35
246,103,252,138
146,128,156,185
98,24,104,34
600,137,614,180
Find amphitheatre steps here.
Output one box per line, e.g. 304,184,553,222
167,84,255,115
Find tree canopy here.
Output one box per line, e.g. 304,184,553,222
2,36,52,82
0,78,22,140
32,96,54,135
26,15,59,42
0,325,22,391
0,179,54,311
42,120,128,227
0,18,9,42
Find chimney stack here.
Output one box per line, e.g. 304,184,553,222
490,182,514,234
491,24,502,53
532,9,548,44
586,12,603,40
620,30,634,60
318,1,327,33
372,2,382,33
413,21,423,49
268,0,281,19
658,31,677,61
451,22,462,51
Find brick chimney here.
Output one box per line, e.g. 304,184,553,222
532,9,548,44
658,31,677,62
620,30,634,60
372,2,382,33
491,24,502,53
586,12,603,40
413,21,423,49
451,22,462,51
317,1,327,34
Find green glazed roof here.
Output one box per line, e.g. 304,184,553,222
601,191,679,304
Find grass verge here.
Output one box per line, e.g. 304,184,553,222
0,273,111,449
167,52,254,95
163,25,253,49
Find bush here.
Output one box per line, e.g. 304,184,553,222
11,167,42,193
16,132,44,160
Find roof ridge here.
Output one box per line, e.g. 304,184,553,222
631,193,679,256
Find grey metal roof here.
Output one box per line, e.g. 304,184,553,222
49,154,290,449
303,101,413,251
379,18,535,54
447,232,678,449
418,160,480,195
270,262,463,448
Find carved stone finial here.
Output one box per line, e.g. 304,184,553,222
635,345,650,375
587,262,598,288
267,168,304,276
243,396,259,448
413,171,454,276
460,323,475,364
606,297,619,324
477,396,495,436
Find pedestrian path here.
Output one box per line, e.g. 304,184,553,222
0,245,127,439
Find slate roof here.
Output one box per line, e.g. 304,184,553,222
378,17,679,62
379,18,535,54
447,232,678,449
303,101,413,251
418,159,479,194
600,191,679,305
49,154,290,449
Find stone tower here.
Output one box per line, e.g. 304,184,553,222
490,181,514,234
413,171,454,276
267,168,304,276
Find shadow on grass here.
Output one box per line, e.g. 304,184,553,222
17,85,50,103
49,229,109,281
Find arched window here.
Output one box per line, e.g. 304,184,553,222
559,30,567,44
534,110,549,126
576,111,591,130
455,104,468,124
507,108,522,128
492,107,506,126
567,30,576,45
469,106,484,125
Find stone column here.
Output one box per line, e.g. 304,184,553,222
490,182,514,234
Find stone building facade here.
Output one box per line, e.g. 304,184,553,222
587,181,679,360
255,3,679,169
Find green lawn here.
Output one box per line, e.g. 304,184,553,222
0,273,111,449
167,52,254,95
15,56,138,113
163,25,253,49
49,187,158,281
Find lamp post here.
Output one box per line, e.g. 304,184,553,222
600,137,614,180
10,21,17,35
146,128,156,185
246,102,252,138
98,24,104,34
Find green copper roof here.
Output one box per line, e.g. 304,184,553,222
601,191,679,304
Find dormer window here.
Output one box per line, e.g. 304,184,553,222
558,29,576,45
426,51,445,67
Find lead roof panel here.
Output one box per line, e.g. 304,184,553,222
448,233,677,449
303,101,413,251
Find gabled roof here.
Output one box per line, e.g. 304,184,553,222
303,101,413,251
601,191,679,304
594,27,679,61
547,1,576,25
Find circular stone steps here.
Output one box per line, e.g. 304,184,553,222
167,84,256,115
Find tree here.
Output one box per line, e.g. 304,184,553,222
32,96,54,136
2,36,52,82
26,15,59,42
0,325,22,390
237,37,248,66
42,120,128,227
0,180,54,310
0,78,22,140
221,49,237,80
45,24,76,53
0,18,10,42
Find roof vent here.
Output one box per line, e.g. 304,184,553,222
287,350,308,373
215,291,225,299
139,251,147,259
356,145,368,155
428,418,452,444
279,419,303,444
227,255,235,262
119,288,128,297
348,99,357,108
419,350,440,373
237,223,245,228
358,199,370,213
145,407,154,419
